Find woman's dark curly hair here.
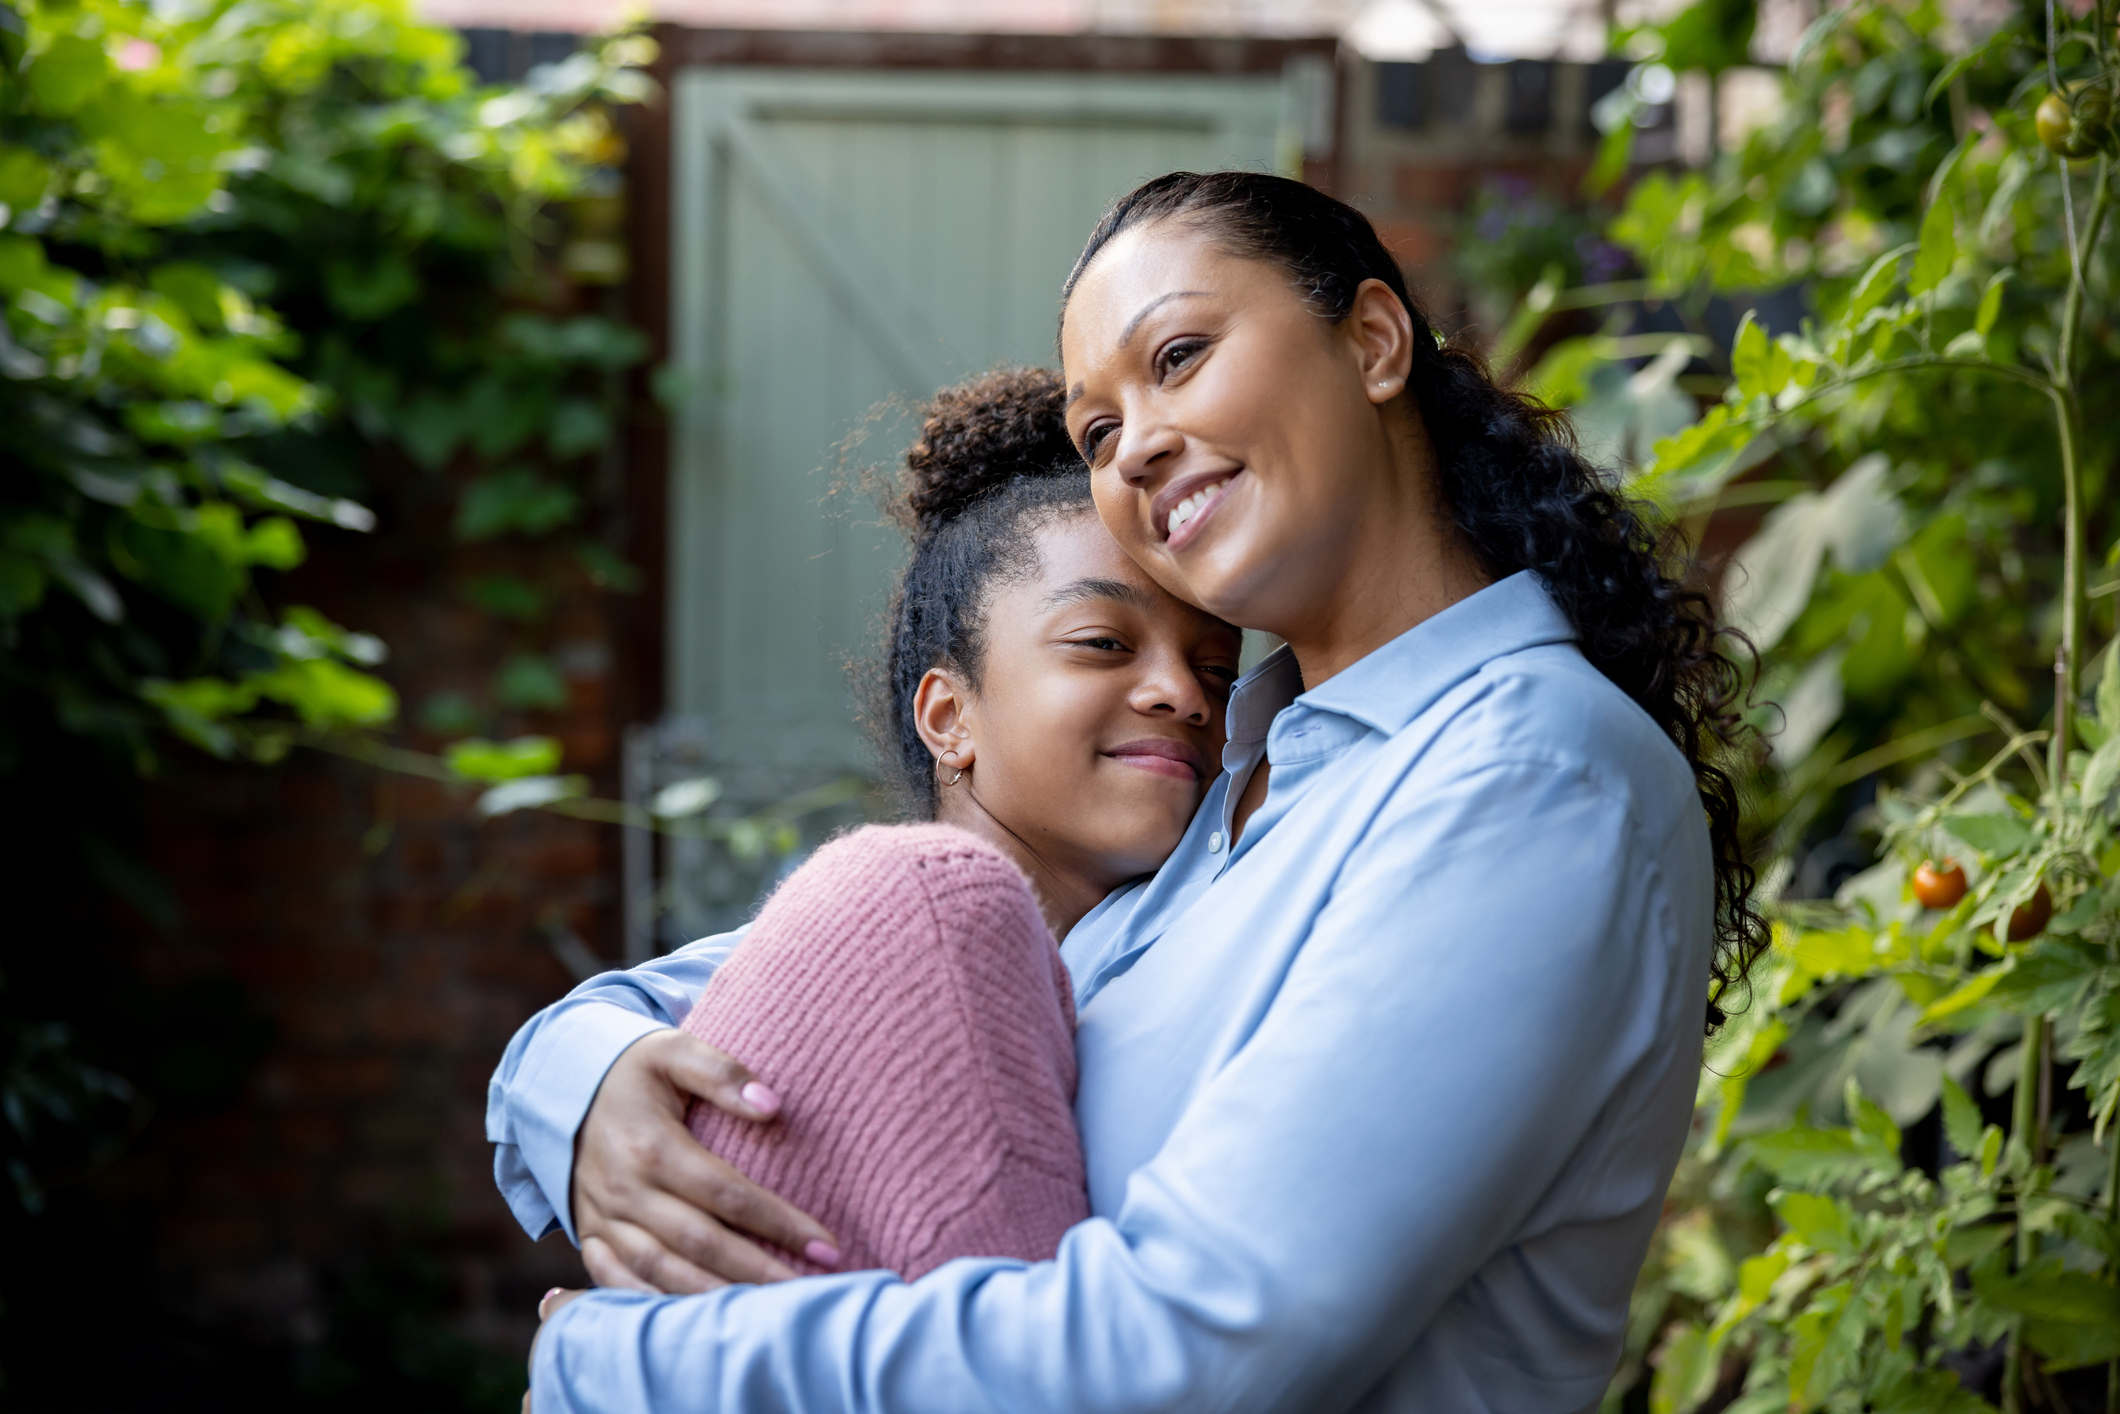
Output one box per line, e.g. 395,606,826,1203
1063,171,1765,1030
869,367,1093,818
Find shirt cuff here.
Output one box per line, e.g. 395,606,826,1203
514,1003,673,1246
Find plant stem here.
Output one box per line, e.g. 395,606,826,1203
2048,156,2109,787
2025,145,2110,1414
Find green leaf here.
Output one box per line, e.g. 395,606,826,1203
1976,1260,2120,1320
476,774,588,817
1940,1076,1983,1158
1988,941,2100,1015
0,146,53,208
1908,195,1956,297
1944,1222,2011,1268
1731,312,1771,398
547,398,610,460
1747,1122,1901,1184
1923,966,2004,1023
2097,643,2120,738
446,736,562,783
242,516,305,571
0,552,47,616
1845,245,1915,321
28,34,110,115
322,253,419,321
1974,271,2009,337
1943,811,2036,858
495,654,568,711
1772,1190,1855,1252
455,468,578,541
253,658,396,729
1649,1321,1722,1414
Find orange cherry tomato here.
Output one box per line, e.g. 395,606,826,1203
2005,881,2053,942
1912,859,1968,909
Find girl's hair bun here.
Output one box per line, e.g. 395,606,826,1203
903,367,1080,534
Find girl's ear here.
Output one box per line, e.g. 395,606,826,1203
912,667,977,774
1347,277,1414,406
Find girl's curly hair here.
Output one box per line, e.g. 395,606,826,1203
1064,171,1765,1031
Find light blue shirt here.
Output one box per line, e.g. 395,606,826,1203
493,572,1714,1413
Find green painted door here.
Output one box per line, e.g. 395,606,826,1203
666,67,1292,773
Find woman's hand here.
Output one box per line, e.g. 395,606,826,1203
571,1028,842,1293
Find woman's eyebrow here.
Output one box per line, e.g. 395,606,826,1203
1065,291,1214,409
1041,577,1154,612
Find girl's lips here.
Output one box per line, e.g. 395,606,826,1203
1104,738,1205,782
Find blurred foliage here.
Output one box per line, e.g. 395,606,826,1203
1503,0,2120,1406
0,0,653,1399
1454,173,1627,331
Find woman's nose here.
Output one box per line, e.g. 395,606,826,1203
1113,411,1183,488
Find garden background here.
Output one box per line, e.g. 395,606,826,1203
2,0,2116,1409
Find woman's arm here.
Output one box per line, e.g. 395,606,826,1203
530,754,1712,1413
488,931,839,1288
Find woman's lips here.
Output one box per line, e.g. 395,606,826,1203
1104,738,1205,781
1153,470,1239,552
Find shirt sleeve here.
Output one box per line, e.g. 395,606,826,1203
530,754,1704,1412
487,931,742,1242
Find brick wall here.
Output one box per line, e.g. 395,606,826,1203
116,454,638,1369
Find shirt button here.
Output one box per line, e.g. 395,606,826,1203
1207,831,1224,854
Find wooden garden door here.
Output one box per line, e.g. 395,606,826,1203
663,66,1293,775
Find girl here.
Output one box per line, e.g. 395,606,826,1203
508,173,1761,1412
490,368,1243,1288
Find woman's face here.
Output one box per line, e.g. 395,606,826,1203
1058,220,1425,643
922,510,1241,891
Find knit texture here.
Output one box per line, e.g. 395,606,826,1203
680,823,1087,1280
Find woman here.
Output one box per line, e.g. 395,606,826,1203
503,173,1760,1411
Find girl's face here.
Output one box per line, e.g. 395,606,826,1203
917,510,1241,904
1059,220,1454,663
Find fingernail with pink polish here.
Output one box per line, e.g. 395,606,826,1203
540,1287,564,1315
741,1081,781,1116
804,1240,843,1268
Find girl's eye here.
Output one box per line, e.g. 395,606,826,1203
1070,636,1126,652
1081,422,1117,463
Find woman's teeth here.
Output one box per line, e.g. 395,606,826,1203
1166,480,1229,539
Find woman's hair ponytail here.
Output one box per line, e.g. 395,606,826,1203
1065,171,1765,1030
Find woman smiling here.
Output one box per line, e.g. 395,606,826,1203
507,173,1762,1413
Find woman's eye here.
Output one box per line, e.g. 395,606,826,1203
1081,422,1116,462
1071,637,1125,652
1156,338,1207,380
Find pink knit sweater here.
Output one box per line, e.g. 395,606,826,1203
679,823,1089,1280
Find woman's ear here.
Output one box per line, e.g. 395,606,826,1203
912,667,977,777
1347,277,1415,406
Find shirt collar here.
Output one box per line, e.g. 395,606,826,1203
1225,571,1576,746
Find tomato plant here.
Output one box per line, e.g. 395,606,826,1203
1505,0,2120,1405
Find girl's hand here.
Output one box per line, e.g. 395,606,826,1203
570,1028,842,1292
